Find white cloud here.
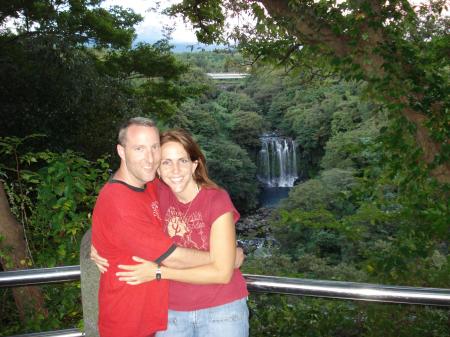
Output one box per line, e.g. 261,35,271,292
103,0,198,43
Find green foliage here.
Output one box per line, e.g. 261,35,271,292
29,151,110,266
0,36,131,158
284,86,336,152
280,168,357,213
249,295,362,337
236,62,449,335
244,67,286,119
103,41,202,121
273,208,345,263
321,121,380,171
320,92,385,170
244,73,381,177
358,181,450,287
203,138,258,211
247,294,450,337
0,136,110,334
273,149,449,288
0,137,109,267
0,3,202,159
216,91,259,113
1,0,141,48
229,110,267,154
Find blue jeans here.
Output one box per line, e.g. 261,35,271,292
155,298,249,337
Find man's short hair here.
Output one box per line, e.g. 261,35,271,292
118,117,157,146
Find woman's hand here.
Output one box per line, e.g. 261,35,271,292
116,256,158,285
90,245,109,273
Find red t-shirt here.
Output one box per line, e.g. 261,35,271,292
92,180,176,337
158,181,249,311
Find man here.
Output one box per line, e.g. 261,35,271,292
91,117,215,337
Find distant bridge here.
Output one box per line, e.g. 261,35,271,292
206,72,249,80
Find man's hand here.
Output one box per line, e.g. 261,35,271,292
234,247,245,268
90,245,109,273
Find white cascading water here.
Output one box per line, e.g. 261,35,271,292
257,134,298,187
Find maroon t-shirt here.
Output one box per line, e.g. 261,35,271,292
158,181,249,311
92,180,176,337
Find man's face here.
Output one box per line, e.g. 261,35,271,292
117,125,161,188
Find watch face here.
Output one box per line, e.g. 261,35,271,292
156,267,161,281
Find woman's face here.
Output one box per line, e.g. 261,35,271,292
159,141,198,198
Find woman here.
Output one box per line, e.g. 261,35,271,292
93,128,249,337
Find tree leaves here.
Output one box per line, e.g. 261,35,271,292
170,0,450,182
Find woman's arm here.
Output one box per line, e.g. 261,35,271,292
116,212,238,285
90,244,213,271
90,218,243,275
164,211,236,284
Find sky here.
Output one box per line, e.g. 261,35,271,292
103,0,199,46
104,0,448,49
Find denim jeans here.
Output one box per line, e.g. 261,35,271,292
155,298,249,337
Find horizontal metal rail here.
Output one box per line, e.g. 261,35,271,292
2,266,450,337
9,329,84,337
1,266,450,306
244,274,450,306
0,266,80,287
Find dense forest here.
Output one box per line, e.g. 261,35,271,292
0,1,448,336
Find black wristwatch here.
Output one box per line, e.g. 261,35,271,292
156,265,162,281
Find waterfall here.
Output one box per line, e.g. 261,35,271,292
257,134,298,187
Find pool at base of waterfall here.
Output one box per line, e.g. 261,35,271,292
258,186,291,207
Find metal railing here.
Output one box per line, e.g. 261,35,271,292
0,266,80,287
9,329,83,337
2,265,450,337
244,274,450,306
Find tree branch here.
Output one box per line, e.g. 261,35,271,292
0,182,47,320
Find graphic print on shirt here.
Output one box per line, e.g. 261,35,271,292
164,206,208,249
151,201,161,220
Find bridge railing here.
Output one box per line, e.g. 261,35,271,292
206,72,249,79
2,265,450,337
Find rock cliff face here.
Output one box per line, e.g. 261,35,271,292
236,207,278,256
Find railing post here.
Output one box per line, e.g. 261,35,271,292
80,229,100,337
